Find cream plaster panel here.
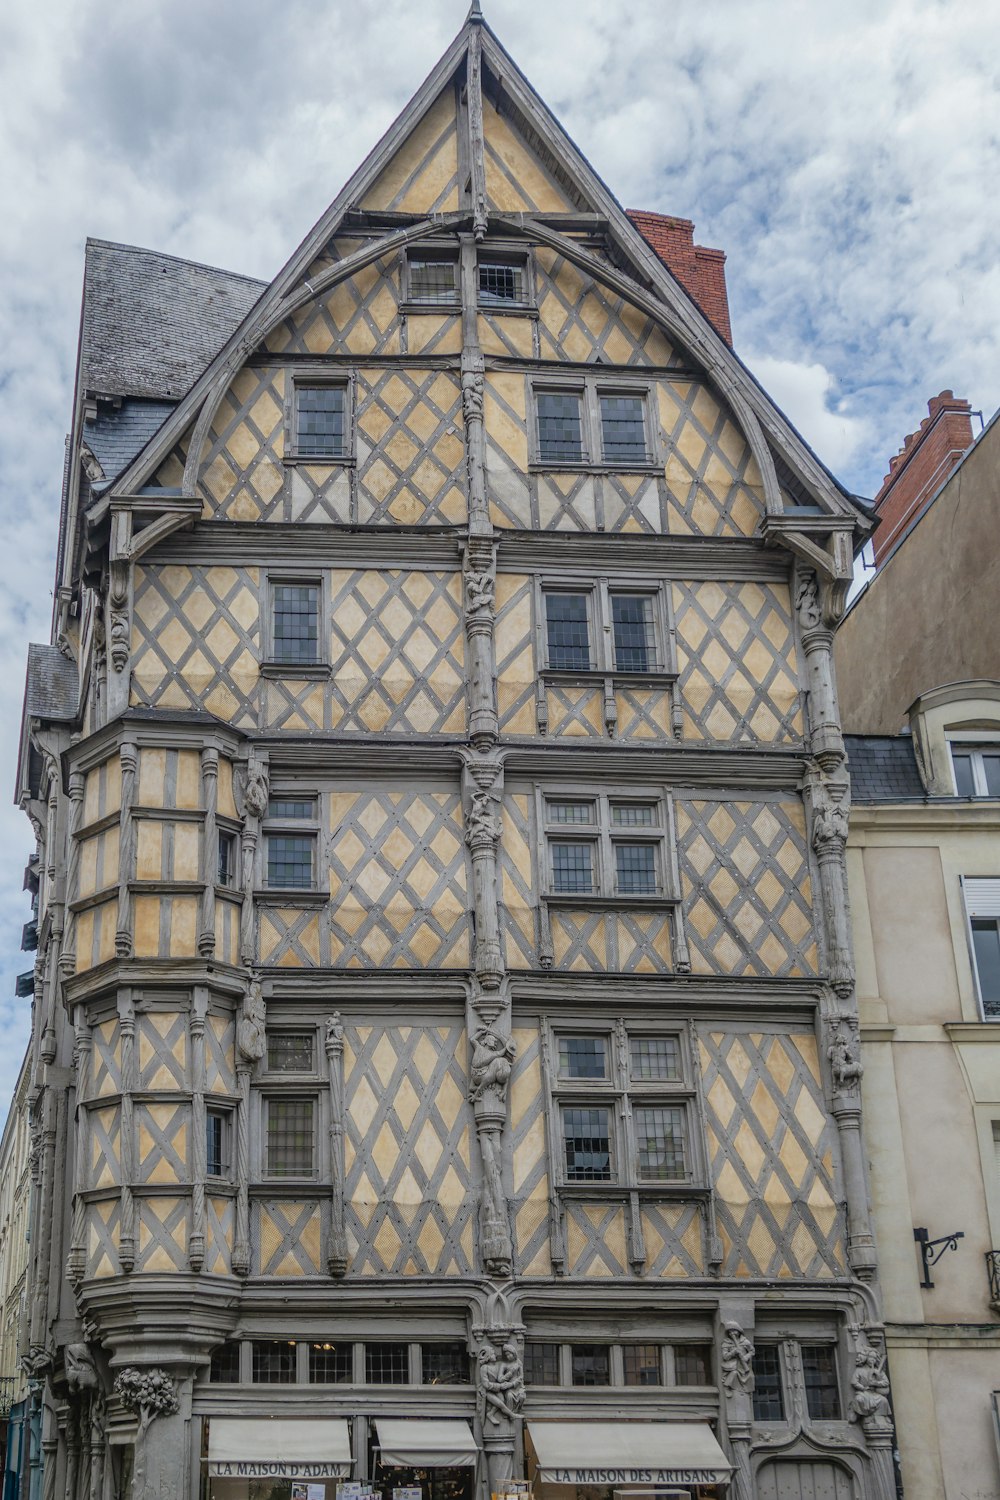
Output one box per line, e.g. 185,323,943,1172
361,88,458,213
933,1347,1000,1500
859,1043,922,1322
863,846,962,1021
882,1345,946,1500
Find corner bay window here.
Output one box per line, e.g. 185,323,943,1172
544,794,669,900
552,1024,695,1188
541,581,667,676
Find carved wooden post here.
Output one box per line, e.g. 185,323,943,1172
324,1014,349,1276
233,974,265,1277
59,771,86,979
463,754,505,992
469,977,515,1279
718,1312,755,1500
118,993,136,1273
67,1006,92,1286
188,987,208,1271
464,540,499,751
795,566,847,768
116,743,138,959
198,749,218,958
847,1325,897,1500
473,1293,525,1500
466,18,488,242
238,756,269,967
106,508,133,719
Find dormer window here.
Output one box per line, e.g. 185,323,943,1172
950,743,1000,797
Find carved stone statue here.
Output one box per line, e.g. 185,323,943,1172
470,1026,517,1104
466,789,503,848
807,765,851,854
65,1343,100,1394
465,567,495,614
848,1344,892,1432
795,570,822,630
236,974,266,1064
325,1012,344,1051
720,1321,755,1395
462,367,485,424
477,1339,524,1426
114,1368,179,1500
827,1019,863,1092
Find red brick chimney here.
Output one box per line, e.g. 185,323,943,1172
872,390,974,566
627,210,733,346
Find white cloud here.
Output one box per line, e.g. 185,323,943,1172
0,0,998,1109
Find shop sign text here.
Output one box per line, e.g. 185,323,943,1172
209,1464,343,1479
540,1470,724,1487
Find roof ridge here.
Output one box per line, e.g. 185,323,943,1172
85,237,268,288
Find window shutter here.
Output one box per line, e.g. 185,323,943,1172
962,877,1000,918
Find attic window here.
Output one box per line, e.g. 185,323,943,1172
294,385,346,458
478,257,527,307
407,254,459,306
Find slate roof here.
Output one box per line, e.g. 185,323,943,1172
81,239,266,402
84,398,179,492
845,735,927,802
24,644,79,723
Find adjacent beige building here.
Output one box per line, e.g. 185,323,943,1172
0,1049,32,1473
845,685,1000,1499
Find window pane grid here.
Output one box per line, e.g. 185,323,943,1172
217,833,235,886
272,584,319,664
600,394,647,462
612,593,656,670
252,1341,296,1384
545,593,591,669
479,262,525,304
623,1345,662,1386
972,919,1000,1017
552,842,595,894
630,1035,681,1081
309,1344,352,1383
365,1342,410,1383
206,1112,228,1177
674,1345,712,1385
570,1345,610,1386
409,258,459,303
524,1342,560,1386
537,392,584,463
612,803,656,827
210,1343,240,1383
563,1106,612,1181
266,834,314,889
267,1032,315,1072
615,842,658,895
634,1104,687,1180
751,1346,785,1421
547,800,595,824
267,797,316,820
296,387,345,457
421,1343,469,1385
266,1099,314,1177
801,1345,841,1420
558,1036,608,1080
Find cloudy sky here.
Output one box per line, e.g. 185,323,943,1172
0,0,997,1110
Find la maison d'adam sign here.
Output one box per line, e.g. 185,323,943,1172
208,1463,344,1479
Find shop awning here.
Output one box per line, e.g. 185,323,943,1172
374,1419,480,1468
207,1418,352,1479
527,1421,731,1487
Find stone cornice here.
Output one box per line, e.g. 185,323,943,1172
850,802,1000,832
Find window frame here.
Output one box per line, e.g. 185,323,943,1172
540,787,679,907
961,875,1000,1021
261,791,322,895
521,1337,707,1389
537,576,675,684
264,575,330,677
261,1093,319,1181
547,1019,702,1196
217,829,238,890
401,247,461,311
205,1106,233,1181
530,375,660,473
477,248,534,312
284,370,355,466
948,732,1000,797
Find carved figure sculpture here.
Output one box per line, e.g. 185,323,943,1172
236,974,266,1063
470,1026,517,1103
65,1343,100,1394
477,1340,524,1426
827,1021,863,1091
114,1367,179,1500
466,789,502,847
849,1346,892,1431
465,567,495,614
243,759,269,821
462,367,485,424
795,571,822,630
720,1321,755,1395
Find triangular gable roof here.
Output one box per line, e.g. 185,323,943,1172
104,6,869,539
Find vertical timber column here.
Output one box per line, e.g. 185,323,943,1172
467,15,488,243
106,510,133,720
718,1306,756,1500
116,743,138,960
67,1006,92,1286
233,974,265,1277
189,987,208,1271
238,756,269,967
199,749,218,958
797,567,877,1279
324,1013,349,1276
460,235,499,750
118,991,136,1273
59,772,86,980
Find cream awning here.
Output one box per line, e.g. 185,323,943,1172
207,1417,352,1478
527,1421,731,1487
375,1419,480,1468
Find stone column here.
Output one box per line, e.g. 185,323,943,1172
324,1013,349,1276
847,1325,897,1500
188,988,208,1272
112,1368,181,1500
118,995,136,1273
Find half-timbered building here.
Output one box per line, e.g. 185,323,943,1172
15,9,892,1500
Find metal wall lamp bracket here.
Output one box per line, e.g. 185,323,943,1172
913,1226,965,1288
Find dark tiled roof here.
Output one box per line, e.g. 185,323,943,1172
81,239,266,402
845,735,926,802
24,645,79,723
84,398,179,491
